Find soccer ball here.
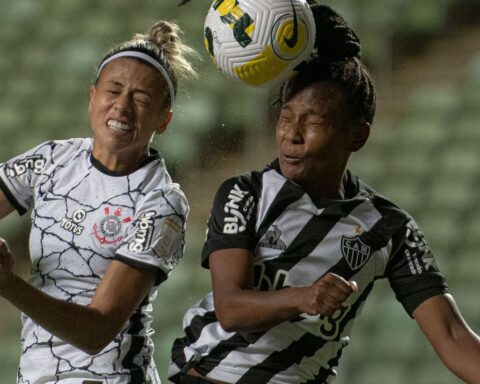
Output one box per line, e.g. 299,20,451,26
204,0,316,87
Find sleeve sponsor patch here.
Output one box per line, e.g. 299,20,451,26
222,183,254,234
128,210,156,253
403,219,438,275
4,155,46,178
154,216,183,260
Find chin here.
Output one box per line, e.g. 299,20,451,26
280,163,306,185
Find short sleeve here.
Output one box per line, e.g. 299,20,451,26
115,185,188,285
0,142,52,215
387,217,448,317
201,174,259,268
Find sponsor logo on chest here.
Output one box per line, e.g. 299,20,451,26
61,209,87,235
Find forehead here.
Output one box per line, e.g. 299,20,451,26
283,81,344,115
97,57,164,89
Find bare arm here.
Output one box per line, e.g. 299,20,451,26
210,248,357,333
414,294,480,383
0,190,15,220
0,238,155,355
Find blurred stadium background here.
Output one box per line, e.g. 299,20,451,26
0,0,479,383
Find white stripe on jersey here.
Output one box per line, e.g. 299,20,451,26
170,162,447,384
287,199,382,286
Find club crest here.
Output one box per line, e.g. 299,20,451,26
341,236,371,270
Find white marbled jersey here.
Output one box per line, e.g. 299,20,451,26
0,138,188,384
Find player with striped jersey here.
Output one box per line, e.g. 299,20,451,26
168,4,480,384
0,20,197,383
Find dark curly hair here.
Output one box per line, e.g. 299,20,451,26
280,4,376,125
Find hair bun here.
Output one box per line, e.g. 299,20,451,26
310,4,361,61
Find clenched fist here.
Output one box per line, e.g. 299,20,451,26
302,273,358,317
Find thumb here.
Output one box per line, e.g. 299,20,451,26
349,280,358,293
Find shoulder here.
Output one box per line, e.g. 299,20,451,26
32,138,91,164
357,176,410,224
136,161,189,216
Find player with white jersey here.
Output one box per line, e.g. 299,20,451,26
168,4,480,384
0,20,197,384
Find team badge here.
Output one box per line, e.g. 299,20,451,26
341,236,371,270
93,207,132,245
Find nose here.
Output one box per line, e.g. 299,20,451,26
283,120,304,144
113,93,132,115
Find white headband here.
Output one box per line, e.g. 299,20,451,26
96,50,175,111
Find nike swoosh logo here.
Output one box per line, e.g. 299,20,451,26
283,0,299,48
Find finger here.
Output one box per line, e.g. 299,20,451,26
322,273,358,294
0,237,9,252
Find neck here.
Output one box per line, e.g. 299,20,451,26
302,170,349,201
91,146,149,174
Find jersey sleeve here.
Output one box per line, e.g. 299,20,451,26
115,184,188,285
386,216,448,317
201,174,259,268
0,142,51,215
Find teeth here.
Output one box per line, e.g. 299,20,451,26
107,119,131,132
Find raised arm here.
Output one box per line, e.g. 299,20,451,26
414,294,480,383
210,247,357,333
0,239,155,355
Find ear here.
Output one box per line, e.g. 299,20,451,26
350,122,370,152
155,110,173,135
88,85,96,114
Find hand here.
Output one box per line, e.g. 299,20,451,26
0,237,14,292
302,273,358,317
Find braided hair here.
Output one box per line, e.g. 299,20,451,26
281,4,376,125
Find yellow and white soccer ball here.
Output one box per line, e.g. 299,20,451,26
204,0,316,87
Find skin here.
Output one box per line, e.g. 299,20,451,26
89,57,172,173
0,57,174,354
211,82,364,334
206,81,480,383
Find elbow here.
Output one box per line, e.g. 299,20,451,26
218,318,241,333
215,304,245,333
216,310,240,333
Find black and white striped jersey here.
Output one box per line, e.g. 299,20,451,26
0,138,188,384
169,160,447,384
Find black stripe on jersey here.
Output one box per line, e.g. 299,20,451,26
0,176,27,215
265,198,366,274
122,299,150,383
236,282,374,384
171,311,219,370
255,179,305,243
369,194,408,254
196,331,268,377
185,311,218,344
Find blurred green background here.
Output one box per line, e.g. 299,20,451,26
0,0,479,383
